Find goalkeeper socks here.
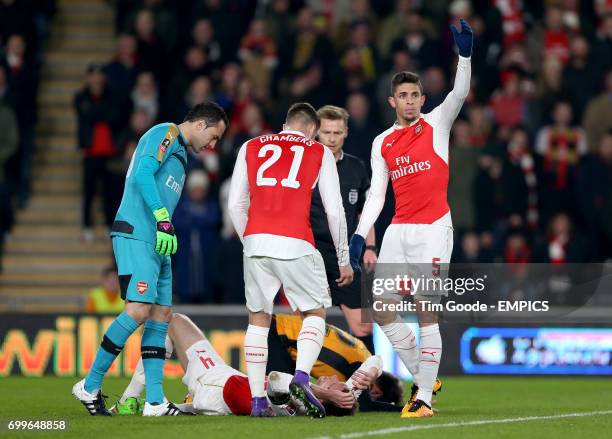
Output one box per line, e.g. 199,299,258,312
415,324,442,406
85,311,139,394
380,319,420,380
244,325,269,398
141,320,169,405
295,316,325,376
120,334,173,403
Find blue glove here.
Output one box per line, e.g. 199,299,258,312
348,234,365,273
450,18,473,57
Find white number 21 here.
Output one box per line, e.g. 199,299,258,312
256,144,304,189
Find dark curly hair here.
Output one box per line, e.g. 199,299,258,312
322,400,357,417
183,100,229,128
374,371,404,405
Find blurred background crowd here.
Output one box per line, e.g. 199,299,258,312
0,0,611,306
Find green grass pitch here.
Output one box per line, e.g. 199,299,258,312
1,377,611,438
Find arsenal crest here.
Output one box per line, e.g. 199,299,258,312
348,189,358,205
415,124,423,135
137,281,148,295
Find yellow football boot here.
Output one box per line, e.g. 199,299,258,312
401,399,434,418
408,378,442,404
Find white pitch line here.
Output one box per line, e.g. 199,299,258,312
312,409,612,439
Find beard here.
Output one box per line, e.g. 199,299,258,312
397,111,419,125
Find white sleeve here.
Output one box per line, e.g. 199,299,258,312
345,355,383,398
355,137,388,238
318,147,349,267
428,55,471,130
227,142,250,242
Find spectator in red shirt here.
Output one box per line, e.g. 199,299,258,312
490,69,527,130
527,6,572,67
239,18,278,98
73,65,121,242
534,213,590,264
493,0,526,48
239,18,278,68
535,100,587,224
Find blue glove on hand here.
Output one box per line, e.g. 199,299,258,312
348,235,365,273
450,18,473,57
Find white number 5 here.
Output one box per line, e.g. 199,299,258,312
256,144,304,188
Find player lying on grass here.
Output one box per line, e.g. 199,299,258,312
266,314,409,412
266,311,441,411
111,313,405,416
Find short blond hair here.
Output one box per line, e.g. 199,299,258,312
317,105,349,126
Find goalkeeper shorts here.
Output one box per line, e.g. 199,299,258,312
112,236,173,307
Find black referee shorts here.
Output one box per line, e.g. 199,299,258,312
317,241,364,309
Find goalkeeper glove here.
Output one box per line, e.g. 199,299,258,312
153,207,178,256
450,18,473,58
348,234,365,273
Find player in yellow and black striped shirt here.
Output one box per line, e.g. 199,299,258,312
267,314,403,411
268,314,369,381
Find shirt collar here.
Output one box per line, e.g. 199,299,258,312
280,129,308,137
393,117,422,130
176,126,188,148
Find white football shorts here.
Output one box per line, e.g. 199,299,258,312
244,252,331,313
375,223,453,300
182,339,244,416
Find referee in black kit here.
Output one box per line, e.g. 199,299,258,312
310,105,378,353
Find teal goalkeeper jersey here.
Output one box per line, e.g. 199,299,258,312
111,122,188,245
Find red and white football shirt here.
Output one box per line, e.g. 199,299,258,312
356,55,472,238
229,130,349,265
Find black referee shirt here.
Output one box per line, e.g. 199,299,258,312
310,152,370,246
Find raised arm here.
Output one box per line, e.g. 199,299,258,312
428,19,473,130
432,56,471,126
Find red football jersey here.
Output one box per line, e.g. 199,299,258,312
355,55,471,238
243,131,325,245
381,118,450,224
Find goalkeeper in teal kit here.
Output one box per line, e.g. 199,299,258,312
73,102,227,417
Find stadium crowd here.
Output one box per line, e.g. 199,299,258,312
0,0,56,261
3,0,612,304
